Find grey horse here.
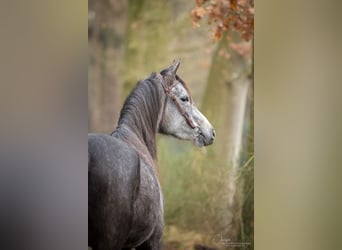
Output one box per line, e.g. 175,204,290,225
88,60,215,250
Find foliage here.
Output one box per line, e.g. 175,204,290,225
191,0,254,42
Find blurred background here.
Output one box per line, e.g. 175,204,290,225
1,0,341,250
88,0,254,249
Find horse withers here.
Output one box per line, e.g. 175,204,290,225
88,60,215,250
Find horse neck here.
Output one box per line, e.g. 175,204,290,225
115,77,165,160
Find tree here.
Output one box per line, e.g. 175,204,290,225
191,0,254,248
88,0,127,133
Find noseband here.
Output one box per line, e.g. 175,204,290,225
158,74,197,129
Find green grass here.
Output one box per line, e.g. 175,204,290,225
158,137,254,249
158,136,233,232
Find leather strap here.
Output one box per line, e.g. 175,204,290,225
158,74,197,129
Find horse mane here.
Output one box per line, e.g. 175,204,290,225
113,73,163,160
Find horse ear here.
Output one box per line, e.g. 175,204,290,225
168,59,181,75
160,59,181,79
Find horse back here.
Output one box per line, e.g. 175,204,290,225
88,133,140,249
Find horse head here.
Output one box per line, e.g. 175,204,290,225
158,60,215,147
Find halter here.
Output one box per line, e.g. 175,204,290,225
158,74,197,129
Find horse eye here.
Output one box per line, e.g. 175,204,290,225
180,96,189,102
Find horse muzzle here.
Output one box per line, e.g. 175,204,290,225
195,127,215,147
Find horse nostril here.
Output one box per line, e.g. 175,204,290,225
212,129,216,138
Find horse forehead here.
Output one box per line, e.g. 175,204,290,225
172,82,188,95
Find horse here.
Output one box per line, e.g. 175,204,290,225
88,60,215,250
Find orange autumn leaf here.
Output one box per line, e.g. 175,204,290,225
230,0,238,11
191,6,207,27
191,0,254,42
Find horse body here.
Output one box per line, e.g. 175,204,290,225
88,132,163,249
88,60,215,250
88,134,140,249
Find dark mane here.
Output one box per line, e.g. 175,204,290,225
113,73,162,160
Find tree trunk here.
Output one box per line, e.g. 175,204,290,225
239,39,254,250
88,0,127,133
200,33,252,247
